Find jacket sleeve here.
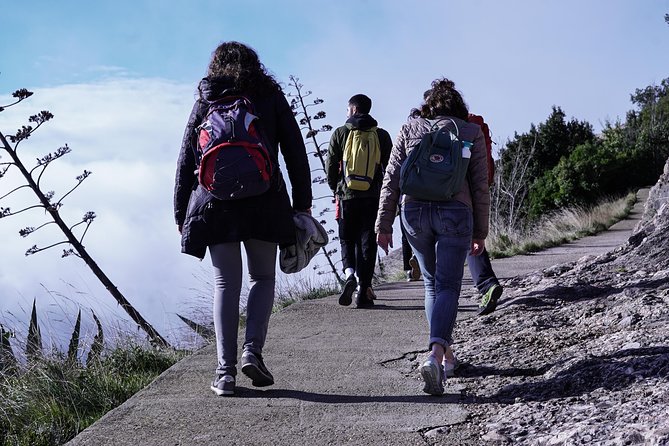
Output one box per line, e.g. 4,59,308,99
468,128,491,240
325,127,345,193
375,124,409,234
275,92,312,211
174,100,202,226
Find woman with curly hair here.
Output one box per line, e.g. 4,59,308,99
174,41,312,396
375,78,490,395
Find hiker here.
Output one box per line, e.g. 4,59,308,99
174,41,313,397
465,114,503,315
375,78,490,395
326,94,392,308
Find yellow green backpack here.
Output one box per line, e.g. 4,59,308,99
342,127,381,191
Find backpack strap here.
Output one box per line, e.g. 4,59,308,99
429,117,459,136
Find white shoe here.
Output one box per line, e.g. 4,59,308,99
443,353,459,379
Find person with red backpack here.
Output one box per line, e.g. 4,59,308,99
174,42,313,397
466,114,503,316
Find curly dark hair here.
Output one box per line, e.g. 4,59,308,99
206,41,281,95
418,78,468,120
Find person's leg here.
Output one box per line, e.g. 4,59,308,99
400,216,413,272
355,198,379,306
337,201,357,276
209,242,243,378
402,201,445,395
242,239,278,354
429,202,472,351
401,215,421,281
468,248,503,315
467,248,499,293
241,239,278,387
338,199,361,305
401,202,437,327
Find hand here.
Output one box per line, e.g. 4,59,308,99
471,238,485,256
377,232,393,255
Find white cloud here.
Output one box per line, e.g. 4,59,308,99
0,79,208,340
1,77,340,344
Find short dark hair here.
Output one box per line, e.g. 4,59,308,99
348,94,372,114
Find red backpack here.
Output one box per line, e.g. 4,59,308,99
468,113,495,186
196,96,276,200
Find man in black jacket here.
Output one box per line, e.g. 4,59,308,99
326,94,392,308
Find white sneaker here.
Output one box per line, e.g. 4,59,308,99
443,354,459,379
419,355,444,396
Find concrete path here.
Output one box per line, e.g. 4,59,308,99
66,189,648,446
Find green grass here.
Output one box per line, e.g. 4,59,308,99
0,343,185,446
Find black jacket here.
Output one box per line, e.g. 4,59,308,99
325,113,392,200
174,77,312,258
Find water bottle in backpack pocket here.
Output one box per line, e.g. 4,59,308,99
196,96,276,200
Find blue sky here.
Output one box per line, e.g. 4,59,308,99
1,0,668,346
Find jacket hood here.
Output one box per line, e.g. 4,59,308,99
197,76,240,102
345,113,378,131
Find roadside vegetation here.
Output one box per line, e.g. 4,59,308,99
0,314,185,446
488,192,637,258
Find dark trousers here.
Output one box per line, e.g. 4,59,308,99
400,217,413,271
338,197,379,290
467,248,499,293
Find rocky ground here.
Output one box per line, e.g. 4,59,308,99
383,159,669,445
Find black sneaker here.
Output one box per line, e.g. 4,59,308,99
355,288,375,308
210,374,235,396
478,284,503,316
338,276,357,306
241,351,274,387
408,256,421,281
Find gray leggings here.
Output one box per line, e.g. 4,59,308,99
210,239,277,377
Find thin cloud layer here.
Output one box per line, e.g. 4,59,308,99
0,79,207,337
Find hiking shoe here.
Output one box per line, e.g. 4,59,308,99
443,355,459,379
408,256,421,281
419,355,444,396
478,284,503,316
210,374,235,396
355,296,374,308
241,351,274,387
338,276,357,306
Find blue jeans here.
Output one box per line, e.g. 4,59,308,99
210,239,277,377
467,248,500,294
401,200,472,349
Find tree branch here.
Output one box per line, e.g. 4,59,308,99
25,240,71,256
0,184,31,201
0,204,45,219
56,170,91,206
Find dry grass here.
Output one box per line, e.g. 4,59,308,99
488,193,637,258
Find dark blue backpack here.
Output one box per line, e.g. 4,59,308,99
399,118,472,201
196,96,276,200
